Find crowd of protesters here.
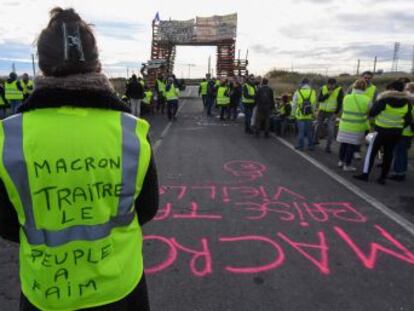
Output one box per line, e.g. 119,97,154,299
194,71,414,185
3,68,413,186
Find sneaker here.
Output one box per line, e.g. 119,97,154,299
353,152,362,160
337,161,344,168
353,174,369,181
343,165,356,172
295,146,304,151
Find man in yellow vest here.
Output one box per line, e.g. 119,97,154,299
21,73,34,100
199,75,209,110
0,7,159,310
155,73,166,114
292,78,317,151
314,78,344,153
390,82,414,181
141,85,154,116
355,80,412,184
165,77,180,121
242,74,256,134
216,78,230,120
4,71,23,114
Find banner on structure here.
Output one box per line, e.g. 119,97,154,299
158,14,237,44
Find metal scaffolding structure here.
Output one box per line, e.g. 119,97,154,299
143,13,247,86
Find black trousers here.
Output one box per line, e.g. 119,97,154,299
167,100,178,120
20,274,150,311
363,127,402,179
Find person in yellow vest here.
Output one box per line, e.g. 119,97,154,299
21,73,34,100
314,78,344,153
165,77,180,121
155,74,166,114
141,86,154,116
354,80,412,184
336,79,371,171
350,71,378,160
0,83,9,119
216,78,230,120
292,78,317,151
0,8,158,311
390,82,414,181
199,75,209,110
273,94,292,136
242,74,256,134
4,71,23,114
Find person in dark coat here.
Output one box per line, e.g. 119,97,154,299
126,74,144,116
228,77,242,120
254,78,275,138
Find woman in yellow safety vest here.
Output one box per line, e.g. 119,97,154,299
336,79,371,172
0,7,158,311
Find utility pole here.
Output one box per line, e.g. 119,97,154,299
126,67,129,78
356,59,360,75
411,46,414,74
208,56,211,75
12,63,16,73
31,54,36,77
391,42,400,72
373,56,377,74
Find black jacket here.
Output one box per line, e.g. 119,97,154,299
230,84,242,107
126,78,144,99
255,85,275,113
0,74,159,243
369,90,412,130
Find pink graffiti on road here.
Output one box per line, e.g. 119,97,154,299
223,161,267,183
144,225,414,277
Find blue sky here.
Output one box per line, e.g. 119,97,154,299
0,0,413,78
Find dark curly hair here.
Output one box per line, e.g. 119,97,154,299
37,7,101,76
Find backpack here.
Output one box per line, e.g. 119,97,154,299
298,90,313,115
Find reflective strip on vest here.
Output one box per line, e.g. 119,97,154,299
375,104,408,129
4,81,23,100
242,84,255,104
319,86,341,112
2,113,140,247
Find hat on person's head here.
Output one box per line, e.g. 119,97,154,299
37,7,101,77
9,72,17,80
301,78,310,85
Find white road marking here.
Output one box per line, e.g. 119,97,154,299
153,99,188,154
272,134,414,236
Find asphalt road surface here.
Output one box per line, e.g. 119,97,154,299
1,86,414,311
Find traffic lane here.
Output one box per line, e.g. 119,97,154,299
0,239,19,309
144,98,414,311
